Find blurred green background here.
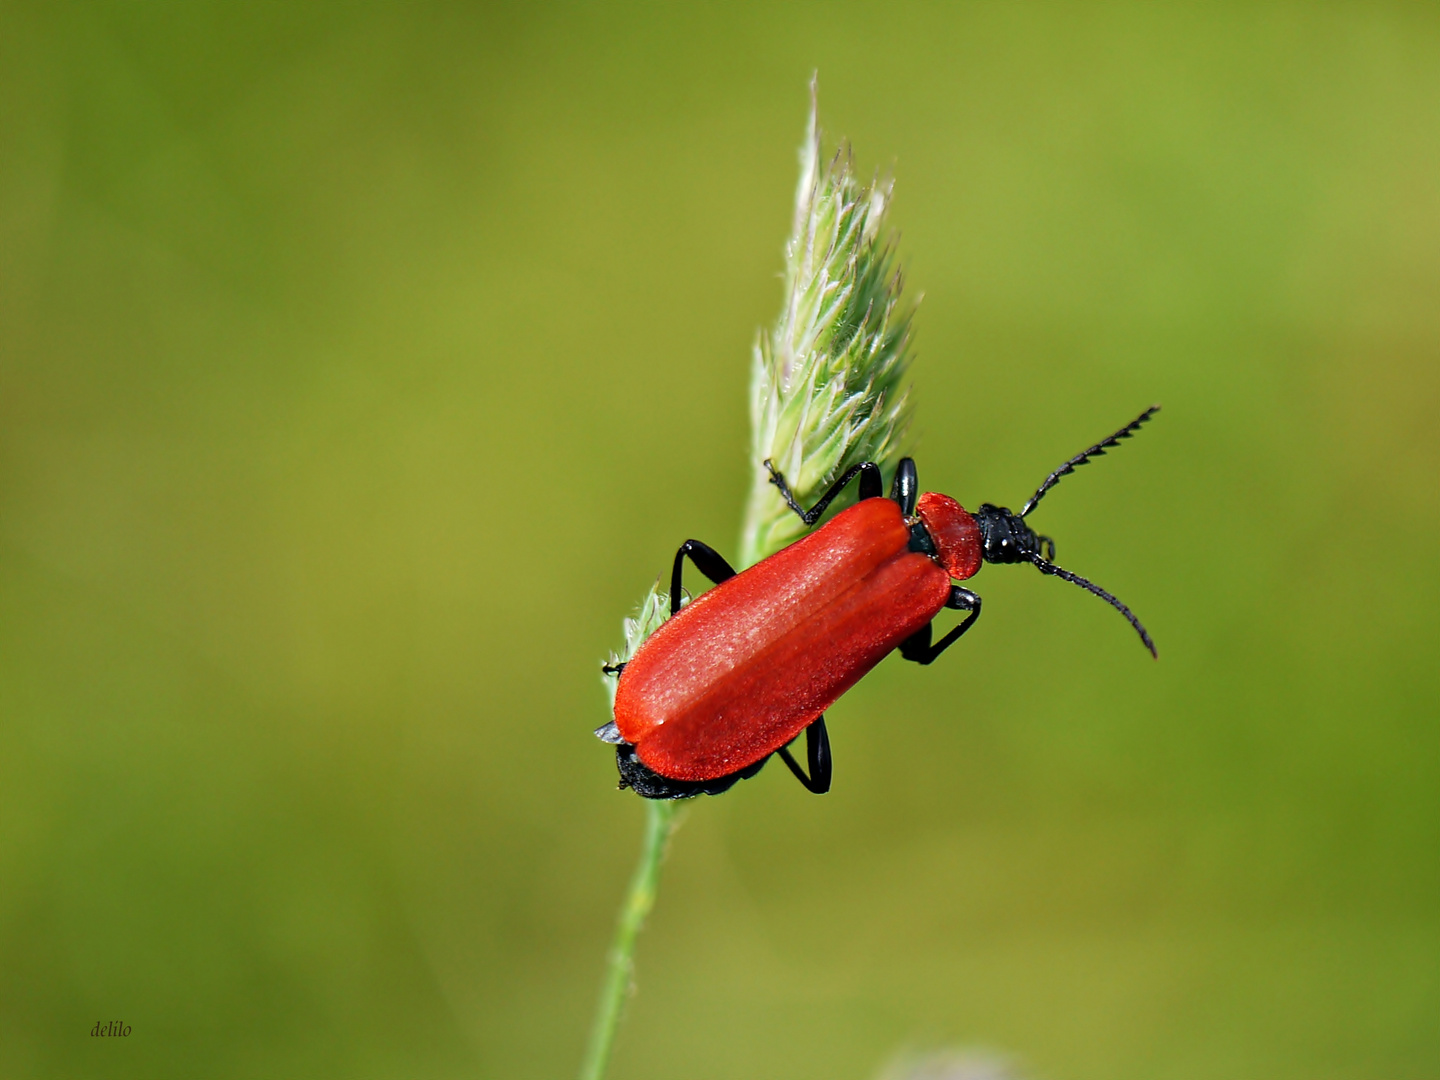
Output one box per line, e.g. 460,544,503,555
2,3,1437,1078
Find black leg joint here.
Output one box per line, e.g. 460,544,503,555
776,715,832,794
898,587,982,665
669,539,737,615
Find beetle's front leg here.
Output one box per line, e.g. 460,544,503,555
776,715,831,794
765,460,884,526
898,586,981,665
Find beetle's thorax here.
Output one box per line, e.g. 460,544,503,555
911,492,983,580
972,503,1041,564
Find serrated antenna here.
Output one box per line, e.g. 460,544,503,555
1030,554,1158,658
1021,405,1161,518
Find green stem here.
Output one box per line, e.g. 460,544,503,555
579,799,679,1080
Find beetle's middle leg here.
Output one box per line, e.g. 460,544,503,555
764,460,883,526
899,586,982,665
776,715,832,794
669,539,737,615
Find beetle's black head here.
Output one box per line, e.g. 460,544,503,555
982,405,1162,658
973,503,1054,565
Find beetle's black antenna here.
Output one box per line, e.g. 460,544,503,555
1030,554,1157,658
1021,405,1160,518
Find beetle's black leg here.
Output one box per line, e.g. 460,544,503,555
765,460,883,527
776,715,832,794
669,539,737,616
606,543,734,680
899,587,982,665
890,457,918,516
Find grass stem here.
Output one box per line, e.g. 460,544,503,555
578,800,679,1080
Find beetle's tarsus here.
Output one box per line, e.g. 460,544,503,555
765,459,883,527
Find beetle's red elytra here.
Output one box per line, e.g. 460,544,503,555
598,406,1159,800
616,497,953,782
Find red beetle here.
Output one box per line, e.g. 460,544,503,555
597,407,1159,798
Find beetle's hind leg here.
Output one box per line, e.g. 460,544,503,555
776,715,832,794
764,460,883,527
669,539,737,615
602,542,734,678
899,586,982,665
